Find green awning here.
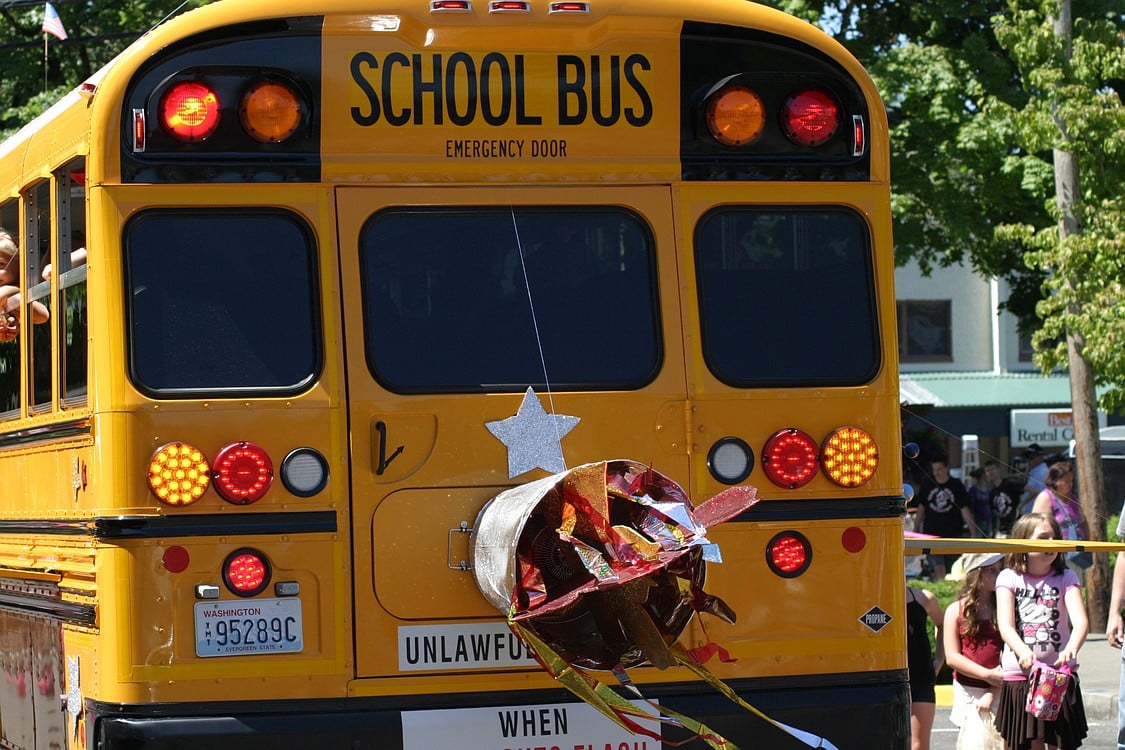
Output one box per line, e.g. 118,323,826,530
899,372,1075,408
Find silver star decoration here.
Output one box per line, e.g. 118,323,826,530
486,387,580,478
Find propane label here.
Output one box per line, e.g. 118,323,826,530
397,623,538,671
401,701,657,750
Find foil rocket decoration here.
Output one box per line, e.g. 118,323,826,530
471,459,840,750
485,387,580,478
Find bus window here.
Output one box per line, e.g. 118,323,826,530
0,200,18,418
695,207,879,386
360,207,660,393
124,209,320,396
25,181,52,413
55,163,88,407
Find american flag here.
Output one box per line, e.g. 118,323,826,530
42,3,68,41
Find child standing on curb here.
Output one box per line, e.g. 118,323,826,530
996,512,1088,749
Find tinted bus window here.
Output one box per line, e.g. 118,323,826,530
125,209,319,395
360,208,660,393
695,208,879,386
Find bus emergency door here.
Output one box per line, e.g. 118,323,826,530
335,186,689,678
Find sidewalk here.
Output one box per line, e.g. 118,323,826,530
935,632,1120,721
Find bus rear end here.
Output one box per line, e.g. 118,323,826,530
77,1,908,748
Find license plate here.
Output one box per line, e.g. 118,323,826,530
194,598,303,657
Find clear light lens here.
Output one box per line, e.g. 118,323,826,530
281,448,328,497
707,438,753,484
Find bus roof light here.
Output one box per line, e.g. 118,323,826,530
489,0,530,11
160,81,221,142
766,531,811,577
548,1,590,11
223,548,271,597
762,429,819,489
705,85,765,147
240,81,303,143
430,0,472,10
821,426,878,487
782,88,839,147
212,441,274,504
148,441,211,506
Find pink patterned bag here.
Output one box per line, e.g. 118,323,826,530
1025,661,1072,721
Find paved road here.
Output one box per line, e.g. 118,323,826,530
929,706,1119,749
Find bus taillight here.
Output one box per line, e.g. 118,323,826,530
148,442,211,506
212,442,274,504
240,81,303,143
223,548,271,597
766,531,811,577
821,427,878,487
762,428,819,489
782,88,840,147
705,84,766,146
160,81,221,142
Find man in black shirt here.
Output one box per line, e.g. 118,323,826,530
913,455,979,580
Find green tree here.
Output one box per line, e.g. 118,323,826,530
0,0,215,141
990,0,1123,628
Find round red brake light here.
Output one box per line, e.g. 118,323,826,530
212,442,273,504
766,531,811,577
782,89,839,147
762,428,819,489
160,81,221,142
223,548,271,597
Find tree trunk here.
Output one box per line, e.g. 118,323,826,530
1054,0,1109,631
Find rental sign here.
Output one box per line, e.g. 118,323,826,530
1010,409,1106,449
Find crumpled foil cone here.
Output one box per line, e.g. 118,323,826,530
470,459,758,670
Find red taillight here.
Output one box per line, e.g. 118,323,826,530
223,549,271,597
212,442,273,504
782,89,839,147
762,428,819,489
766,531,811,577
160,81,221,142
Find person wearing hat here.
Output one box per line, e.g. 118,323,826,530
943,551,1006,747
1020,443,1049,514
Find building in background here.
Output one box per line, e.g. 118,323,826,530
895,259,1117,477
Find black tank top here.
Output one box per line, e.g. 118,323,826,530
906,588,935,690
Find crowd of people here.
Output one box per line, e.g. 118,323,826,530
905,446,1112,750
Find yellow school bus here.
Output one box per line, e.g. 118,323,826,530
0,0,906,747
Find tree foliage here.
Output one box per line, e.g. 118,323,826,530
990,0,1125,409
0,1,215,141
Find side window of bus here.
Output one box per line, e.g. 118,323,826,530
359,208,661,393
54,162,88,408
25,181,52,413
125,209,320,396
695,208,879,387
0,200,19,418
